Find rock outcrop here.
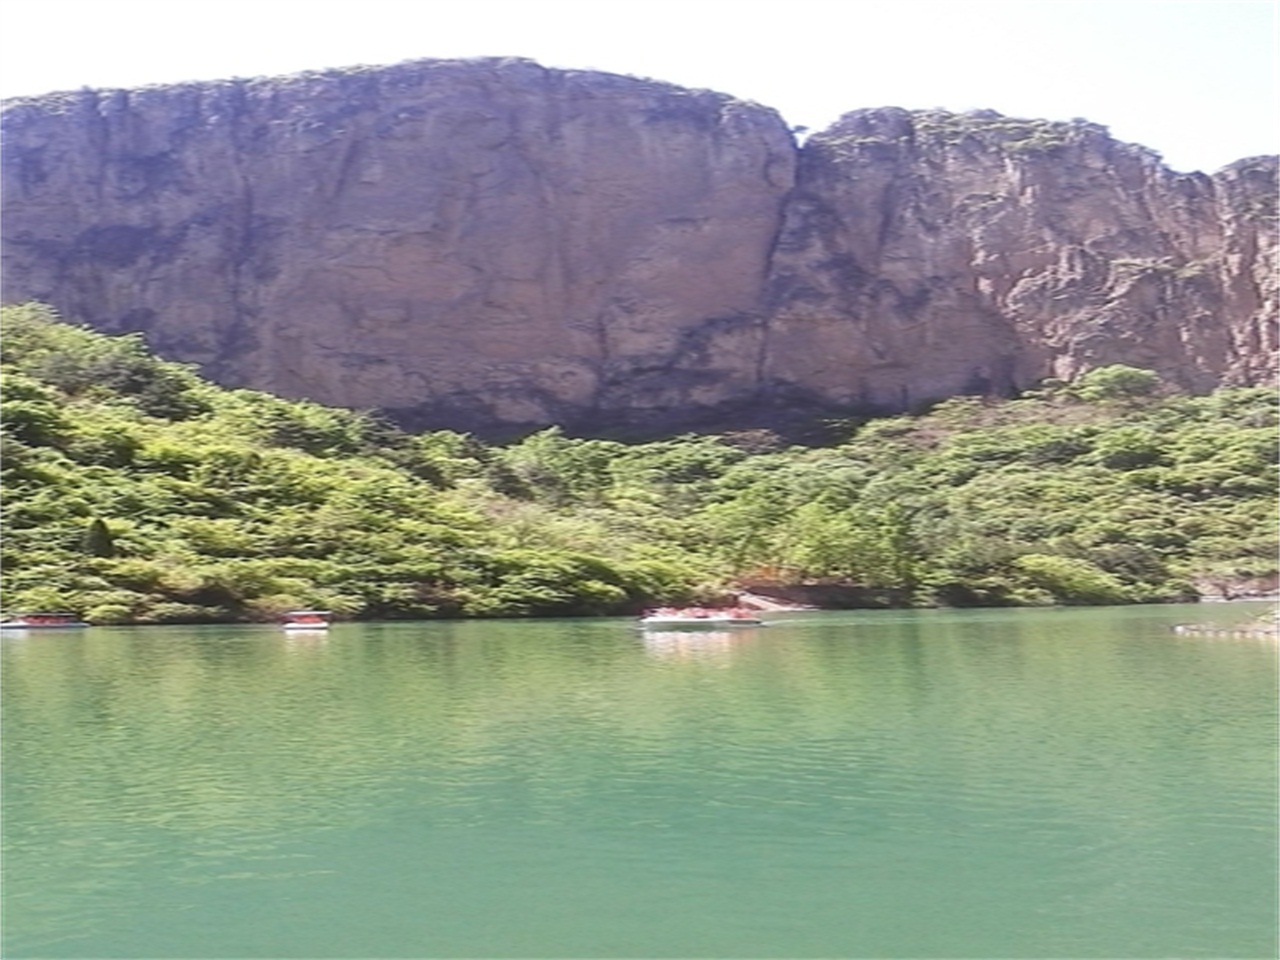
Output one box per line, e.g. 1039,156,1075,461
2,60,1275,436
766,109,1277,411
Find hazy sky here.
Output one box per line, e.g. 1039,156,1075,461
1,0,1275,173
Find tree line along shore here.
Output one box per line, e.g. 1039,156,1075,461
2,303,1274,624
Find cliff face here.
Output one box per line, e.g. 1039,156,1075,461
2,60,1275,435
1,59,795,432
765,109,1277,411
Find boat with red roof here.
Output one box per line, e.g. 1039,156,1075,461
0,612,90,630
638,607,763,628
281,610,332,630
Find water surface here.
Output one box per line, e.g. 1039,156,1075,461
3,605,1276,958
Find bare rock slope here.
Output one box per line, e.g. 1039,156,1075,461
766,108,1276,412
2,59,1275,434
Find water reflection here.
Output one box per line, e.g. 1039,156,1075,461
641,628,743,661
280,630,330,649
3,606,1276,959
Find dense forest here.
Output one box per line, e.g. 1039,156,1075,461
1,303,1275,624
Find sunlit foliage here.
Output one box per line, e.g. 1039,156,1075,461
2,303,1274,621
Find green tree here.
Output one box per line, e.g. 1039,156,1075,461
82,518,116,558
1074,364,1161,403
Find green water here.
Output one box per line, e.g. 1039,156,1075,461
2,605,1276,958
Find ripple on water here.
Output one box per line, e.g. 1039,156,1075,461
3,609,1276,959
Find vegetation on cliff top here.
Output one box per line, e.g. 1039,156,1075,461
813,109,1121,159
2,303,1274,623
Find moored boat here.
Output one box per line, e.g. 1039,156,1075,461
281,610,332,630
0,612,90,629
639,607,763,628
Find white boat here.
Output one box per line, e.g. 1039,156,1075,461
0,612,90,629
281,610,332,630
639,608,763,628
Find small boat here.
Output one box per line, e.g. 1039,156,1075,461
0,612,90,630
281,610,332,630
639,607,763,628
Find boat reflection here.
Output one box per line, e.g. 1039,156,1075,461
281,629,330,649
641,629,747,661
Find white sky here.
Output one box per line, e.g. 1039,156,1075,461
1,0,1276,173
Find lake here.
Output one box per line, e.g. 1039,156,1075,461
2,604,1276,958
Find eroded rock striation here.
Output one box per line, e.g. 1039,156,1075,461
767,109,1277,411
3,59,1275,435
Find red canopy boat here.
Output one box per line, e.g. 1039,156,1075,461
0,612,90,629
281,610,332,630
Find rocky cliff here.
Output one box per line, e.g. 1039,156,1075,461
767,109,1277,411
3,59,1275,435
